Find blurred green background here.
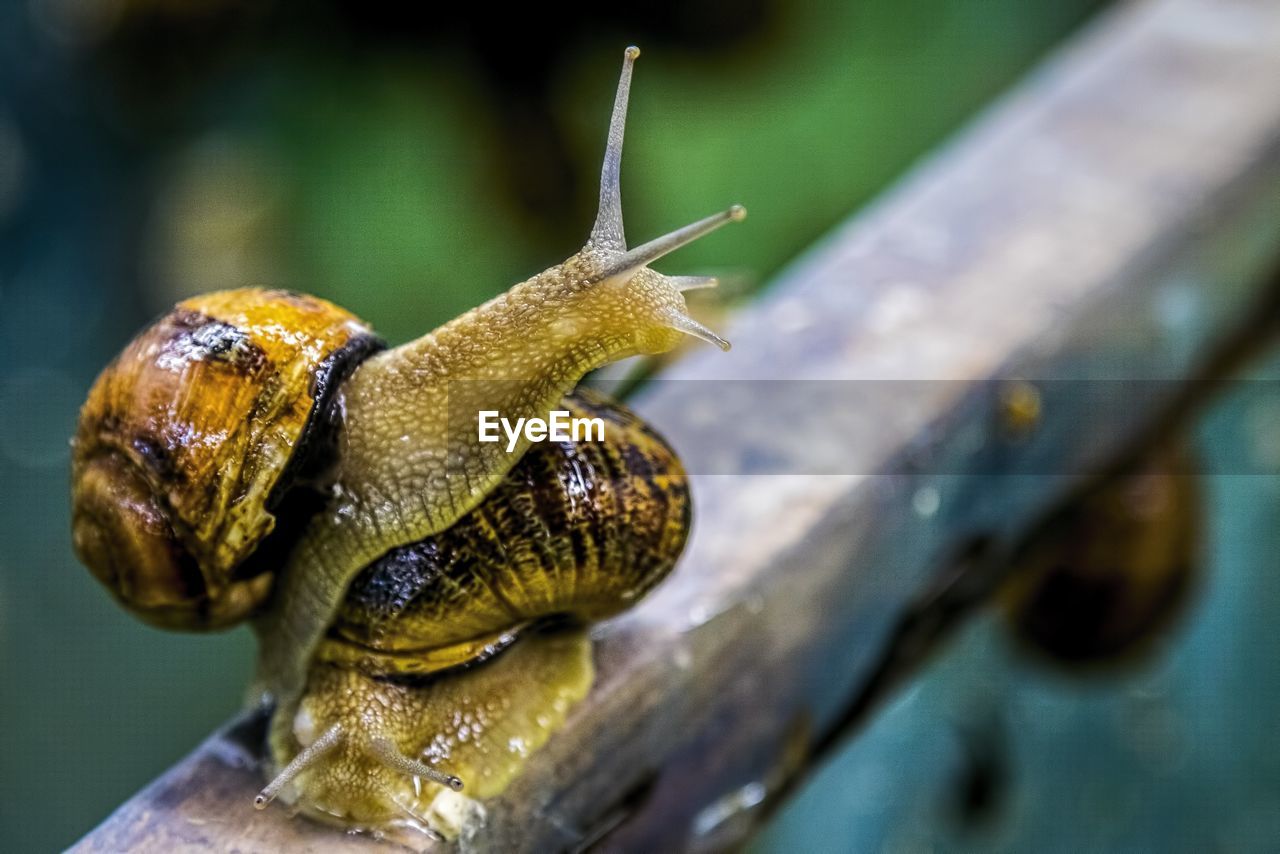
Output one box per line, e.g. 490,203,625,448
0,0,1119,850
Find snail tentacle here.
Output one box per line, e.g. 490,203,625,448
591,205,748,284
671,275,719,291
255,723,465,813
255,723,344,809
367,736,464,791
661,308,732,351
589,45,640,251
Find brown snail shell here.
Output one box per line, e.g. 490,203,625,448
71,288,384,629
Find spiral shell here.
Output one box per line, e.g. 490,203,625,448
71,289,383,629
320,388,691,677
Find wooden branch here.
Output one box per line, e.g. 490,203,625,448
75,0,1280,850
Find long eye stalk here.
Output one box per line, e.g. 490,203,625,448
590,46,641,251
593,205,747,283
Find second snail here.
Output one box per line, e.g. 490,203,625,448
70,47,744,843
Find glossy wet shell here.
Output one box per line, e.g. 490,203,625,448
318,388,691,677
71,288,383,629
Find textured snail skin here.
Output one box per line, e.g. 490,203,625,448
288,629,594,841
253,261,696,708
71,289,382,629
252,46,745,715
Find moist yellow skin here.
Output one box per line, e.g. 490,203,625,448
275,630,592,843
256,44,743,718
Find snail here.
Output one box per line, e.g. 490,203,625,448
1000,439,1201,667
71,46,742,842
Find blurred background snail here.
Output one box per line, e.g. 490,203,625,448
1000,439,1202,668
70,47,742,842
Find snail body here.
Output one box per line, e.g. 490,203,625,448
71,46,741,843
272,390,690,835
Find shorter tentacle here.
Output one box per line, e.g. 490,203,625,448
592,205,747,283
368,736,464,791
661,310,732,351
256,723,344,809
670,275,719,291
